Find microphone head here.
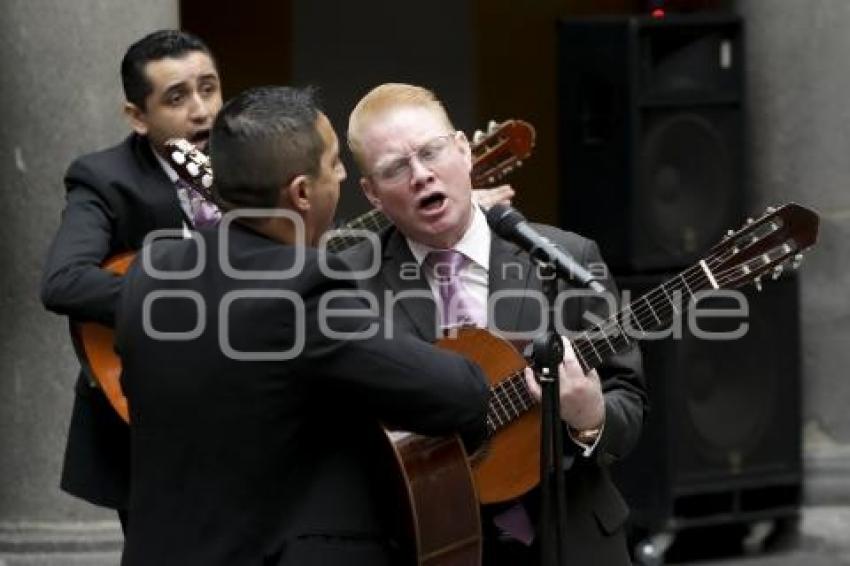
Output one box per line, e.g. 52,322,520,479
485,204,527,237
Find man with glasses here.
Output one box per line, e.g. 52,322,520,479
342,82,646,566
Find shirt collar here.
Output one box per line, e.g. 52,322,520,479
406,202,491,271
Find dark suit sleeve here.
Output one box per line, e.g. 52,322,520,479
41,160,123,326
572,239,647,465
295,255,490,452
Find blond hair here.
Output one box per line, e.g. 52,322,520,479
347,83,455,169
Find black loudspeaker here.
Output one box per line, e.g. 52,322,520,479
558,15,744,273
611,273,802,536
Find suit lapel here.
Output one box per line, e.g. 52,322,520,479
132,135,189,230
381,231,440,342
488,234,542,338
377,229,545,342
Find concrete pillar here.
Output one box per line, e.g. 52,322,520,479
735,0,850,503
0,1,177,562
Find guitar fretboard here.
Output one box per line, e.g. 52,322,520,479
571,269,712,374
326,209,392,252
484,264,714,436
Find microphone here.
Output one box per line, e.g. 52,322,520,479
485,204,606,293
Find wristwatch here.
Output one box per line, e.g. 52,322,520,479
572,426,602,444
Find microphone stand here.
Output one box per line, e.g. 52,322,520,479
531,261,569,566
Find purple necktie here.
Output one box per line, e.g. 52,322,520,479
427,250,535,545
493,501,535,546
175,178,221,228
425,250,534,546
426,249,484,329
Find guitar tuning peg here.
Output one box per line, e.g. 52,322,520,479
754,277,763,292
171,151,186,165
473,130,485,143
201,174,213,188
515,160,522,167
746,217,755,224
766,206,776,213
488,120,499,133
792,253,805,269
772,265,784,280
726,229,735,236
187,162,199,177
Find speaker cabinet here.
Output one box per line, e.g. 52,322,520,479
611,273,802,532
558,15,744,273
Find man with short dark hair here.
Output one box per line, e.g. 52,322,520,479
41,29,223,525
116,85,489,566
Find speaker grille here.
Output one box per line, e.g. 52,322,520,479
558,15,744,272
635,109,739,270
679,292,778,476
612,273,802,529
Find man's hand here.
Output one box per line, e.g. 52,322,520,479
472,184,515,210
523,337,605,431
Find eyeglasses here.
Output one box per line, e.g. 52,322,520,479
369,133,457,184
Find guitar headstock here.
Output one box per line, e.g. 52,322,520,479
709,203,819,291
164,138,214,199
470,119,536,188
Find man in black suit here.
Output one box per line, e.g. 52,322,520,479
115,85,489,566
41,30,222,523
40,31,510,531
342,83,647,565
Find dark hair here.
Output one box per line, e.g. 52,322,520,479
121,29,213,110
209,86,325,210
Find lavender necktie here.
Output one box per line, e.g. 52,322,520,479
426,249,484,329
175,178,221,228
428,249,535,545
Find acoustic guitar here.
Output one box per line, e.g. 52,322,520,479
383,203,819,565
69,119,536,424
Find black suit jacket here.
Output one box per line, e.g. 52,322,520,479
341,222,647,566
114,225,489,566
41,134,187,508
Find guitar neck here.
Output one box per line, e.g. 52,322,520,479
483,202,819,437
485,261,713,436
571,264,713,374
326,208,392,253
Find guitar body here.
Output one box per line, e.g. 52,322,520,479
384,432,481,566
436,328,540,504
69,252,135,423
383,328,542,565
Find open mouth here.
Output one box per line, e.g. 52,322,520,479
418,192,447,212
189,130,210,148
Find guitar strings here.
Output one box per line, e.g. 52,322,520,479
326,209,390,252
482,224,797,430
575,238,790,370
491,250,734,426
572,242,757,369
